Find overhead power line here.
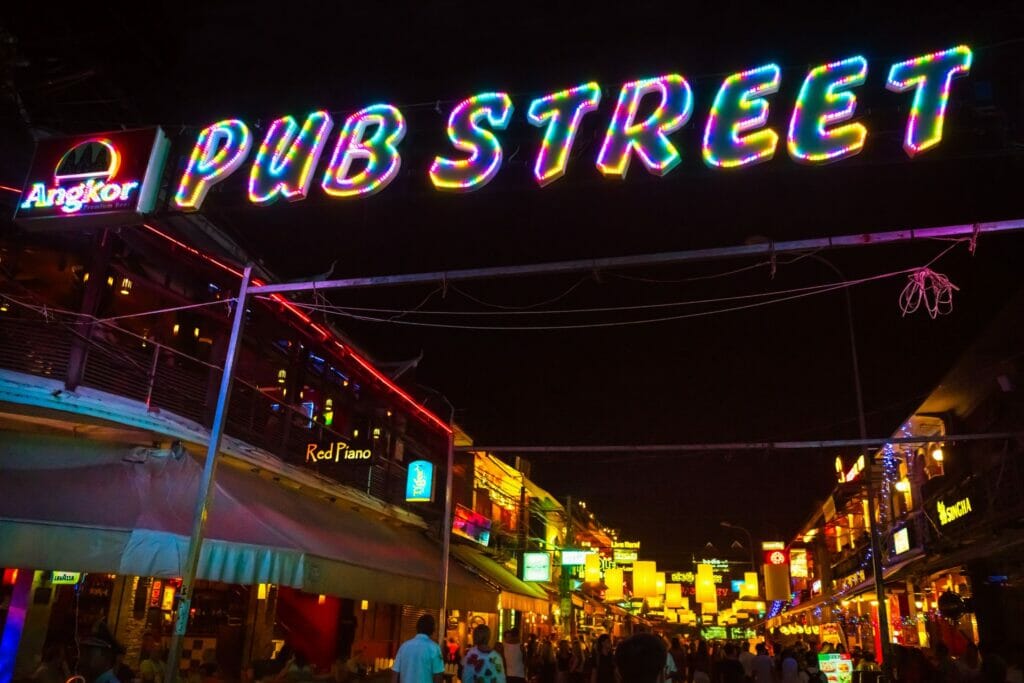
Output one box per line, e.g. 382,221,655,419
458,432,1024,454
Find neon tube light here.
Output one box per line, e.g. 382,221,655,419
886,45,973,157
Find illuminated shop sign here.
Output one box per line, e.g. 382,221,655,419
522,552,552,582
51,571,80,585
305,440,373,464
789,548,808,578
405,459,436,502
15,128,168,226
893,527,911,554
452,503,491,546
561,550,592,566
168,46,971,210
765,549,790,566
671,571,724,584
937,496,973,525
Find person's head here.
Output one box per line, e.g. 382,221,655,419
472,625,492,648
724,644,737,659
416,614,436,636
80,628,124,681
506,628,520,643
559,639,570,654
863,653,876,664
615,633,667,683
597,634,612,654
79,639,116,679
572,641,583,657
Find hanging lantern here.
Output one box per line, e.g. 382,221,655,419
680,596,690,611
633,561,657,598
701,599,718,615
647,596,663,609
665,583,683,608
585,553,602,584
604,568,624,601
696,563,717,604
655,571,666,596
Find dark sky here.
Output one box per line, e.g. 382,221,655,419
3,1,1024,568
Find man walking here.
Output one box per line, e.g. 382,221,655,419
392,615,445,683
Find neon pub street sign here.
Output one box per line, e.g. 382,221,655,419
170,45,972,210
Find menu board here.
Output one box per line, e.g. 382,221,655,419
818,654,853,683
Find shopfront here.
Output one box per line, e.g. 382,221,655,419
0,431,499,679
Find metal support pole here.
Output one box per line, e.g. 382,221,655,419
439,422,455,645
165,265,252,683
818,257,893,678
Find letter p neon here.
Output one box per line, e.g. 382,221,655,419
174,119,252,210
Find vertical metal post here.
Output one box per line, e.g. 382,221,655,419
144,344,161,410
835,267,893,676
439,424,455,644
165,266,252,683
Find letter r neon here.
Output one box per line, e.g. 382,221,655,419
596,74,693,179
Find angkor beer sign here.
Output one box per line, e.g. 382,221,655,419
15,128,168,227
168,46,971,208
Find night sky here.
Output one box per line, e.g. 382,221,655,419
3,2,1024,568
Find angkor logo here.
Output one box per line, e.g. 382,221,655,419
20,137,139,214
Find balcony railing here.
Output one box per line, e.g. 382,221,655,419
0,314,416,508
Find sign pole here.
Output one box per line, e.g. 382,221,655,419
439,423,455,643
165,265,252,683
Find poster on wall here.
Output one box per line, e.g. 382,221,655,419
818,653,853,683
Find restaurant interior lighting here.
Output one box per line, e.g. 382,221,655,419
318,594,327,605
931,445,944,461
172,323,180,335
361,600,369,610
119,277,132,295
895,478,911,492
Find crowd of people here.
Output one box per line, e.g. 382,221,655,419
29,615,1020,683
391,618,1024,683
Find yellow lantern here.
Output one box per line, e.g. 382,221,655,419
585,553,602,584
665,583,682,608
655,571,666,596
633,561,657,598
702,600,718,615
647,596,663,609
604,568,624,601
680,596,690,611
696,563,717,604
742,572,759,598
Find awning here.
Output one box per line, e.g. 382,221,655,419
450,544,549,614
0,433,497,612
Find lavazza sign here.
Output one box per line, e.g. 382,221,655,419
167,45,972,209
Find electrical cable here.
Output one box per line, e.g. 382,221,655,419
257,270,905,331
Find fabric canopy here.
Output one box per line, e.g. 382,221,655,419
0,433,497,612
450,545,550,614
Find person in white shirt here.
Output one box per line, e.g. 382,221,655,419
499,628,526,683
461,625,506,683
392,615,444,683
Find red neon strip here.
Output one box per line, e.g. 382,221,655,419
142,223,246,278
0,184,22,194
142,223,451,434
348,352,452,433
